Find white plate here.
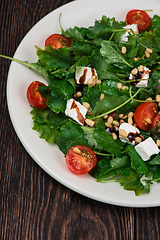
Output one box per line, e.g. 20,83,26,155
6,0,160,207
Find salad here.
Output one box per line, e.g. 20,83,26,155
2,9,160,196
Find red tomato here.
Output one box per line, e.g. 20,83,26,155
45,34,71,49
27,81,47,108
126,9,151,32
66,145,97,174
151,114,160,129
134,102,158,131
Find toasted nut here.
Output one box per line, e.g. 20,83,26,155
85,119,95,127
119,129,128,138
105,122,112,128
128,111,134,118
73,147,81,154
134,57,140,61
145,118,152,124
121,46,127,54
145,50,150,58
120,119,125,124
89,81,96,88
100,93,105,100
146,97,152,101
156,139,160,147
146,48,153,54
96,79,102,85
119,114,127,119
131,68,138,75
107,116,113,124
135,137,142,143
156,95,160,102
139,65,144,72
112,132,117,140
92,75,98,81
83,102,90,110
103,114,108,119
121,86,129,90
117,82,122,89
87,78,93,85
112,120,120,127
128,117,133,125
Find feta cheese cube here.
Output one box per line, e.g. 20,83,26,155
65,98,87,125
119,24,139,43
75,66,98,84
135,137,160,161
119,123,140,145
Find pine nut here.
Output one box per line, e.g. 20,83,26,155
156,139,160,147
112,132,117,140
120,119,124,124
117,82,122,89
128,117,133,125
83,102,90,109
145,50,150,58
146,48,153,54
107,116,113,124
135,137,142,143
119,129,128,138
121,46,127,54
100,93,105,100
73,147,81,154
85,118,95,127
156,95,160,102
131,68,138,75
119,114,127,119
77,91,82,97
139,65,144,72
121,86,129,90
103,114,108,119
113,120,120,126
96,79,102,85
87,78,93,85
128,112,134,118
134,57,139,61
105,122,112,128
145,118,152,124
146,97,152,101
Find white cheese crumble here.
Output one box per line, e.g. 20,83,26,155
75,66,98,84
135,137,160,161
65,98,87,125
119,24,139,43
119,122,140,145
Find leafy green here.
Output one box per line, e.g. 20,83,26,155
1,13,160,196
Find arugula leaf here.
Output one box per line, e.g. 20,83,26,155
93,95,128,115
127,145,149,176
93,129,125,157
31,108,68,143
100,40,133,69
119,169,146,196
56,121,88,155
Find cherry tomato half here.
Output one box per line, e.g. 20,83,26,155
66,145,97,174
45,34,71,49
27,81,47,108
126,9,151,32
134,102,158,131
151,114,160,130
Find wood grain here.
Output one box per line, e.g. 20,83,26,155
0,1,160,239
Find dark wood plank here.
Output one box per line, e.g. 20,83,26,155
0,1,160,240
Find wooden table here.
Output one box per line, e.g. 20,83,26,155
1,0,160,239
